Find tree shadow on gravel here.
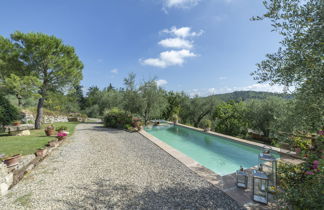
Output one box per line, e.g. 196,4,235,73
81,122,103,125
56,178,243,210
77,126,126,134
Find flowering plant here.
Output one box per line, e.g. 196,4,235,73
57,132,67,137
45,125,55,131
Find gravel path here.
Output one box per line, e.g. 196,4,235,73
0,123,242,209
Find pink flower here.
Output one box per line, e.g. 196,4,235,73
313,160,319,165
57,132,67,137
305,171,314,175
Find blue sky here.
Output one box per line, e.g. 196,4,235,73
0,0,284,96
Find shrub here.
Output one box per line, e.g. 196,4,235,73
276,136,324,208
277,160,324,209
132,117,142,130
103,108,132,129
200,119,212,129
171,114,178,123
0,95,19,127
56,126,68,131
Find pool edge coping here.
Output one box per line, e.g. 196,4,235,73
139,124,302,208
139,129,255,208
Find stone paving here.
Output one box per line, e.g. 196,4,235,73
0,123,242,209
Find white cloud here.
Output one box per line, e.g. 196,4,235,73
162,26,203,38
159,38,193,49
111,68,118,74
156,79,168,86
208,88,216,95
163,0,200,9
189,88,202,97
218,76,227,80
141,49,196,68
238,83,286,93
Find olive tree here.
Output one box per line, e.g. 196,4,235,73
252,0,324,132
139,79,166,125
122,73,142,114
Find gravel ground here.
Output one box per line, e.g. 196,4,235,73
0,123,243,209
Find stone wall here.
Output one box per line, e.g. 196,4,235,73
21,112,68,124
0,163,13,196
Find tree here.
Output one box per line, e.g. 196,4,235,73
0,95,19,128
188,96,219,127
139,79,166,125
252,1,324,207
106,83,114,92
0,32,83,129
3,74,41,107
252,0,324,132
122,73,142,114
73,84,86,110
162,91,181,120
213,101,247,136
244,97,287,137
0,36,24,80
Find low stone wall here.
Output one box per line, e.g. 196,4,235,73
42,115,68,124
22,113,68,124
0,163,13,196
0,139,66,197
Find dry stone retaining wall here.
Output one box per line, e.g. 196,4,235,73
0,163,13,196
0,144,64,197
22,113,68,124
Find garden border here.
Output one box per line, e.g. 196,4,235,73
0,137,68,197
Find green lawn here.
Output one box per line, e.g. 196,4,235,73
0,122,79,157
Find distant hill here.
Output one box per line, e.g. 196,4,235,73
209,91,292,102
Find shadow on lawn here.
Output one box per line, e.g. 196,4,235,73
56,178,242,209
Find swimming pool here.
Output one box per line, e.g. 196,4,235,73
145,125,279,176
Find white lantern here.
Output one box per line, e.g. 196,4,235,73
258,150,277,190
236,166,248,188
252,170,269,204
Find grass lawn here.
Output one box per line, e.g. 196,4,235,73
0,122,79,157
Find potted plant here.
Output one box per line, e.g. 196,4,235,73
171,114,179,125
45,125,55,136
12,120,21,126
57,132,67,141
3,154,22,167
200,119,212,132
56,126,68,133
35,148,48,157
132,117,142,130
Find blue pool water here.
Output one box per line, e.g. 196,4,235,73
145,125,279,176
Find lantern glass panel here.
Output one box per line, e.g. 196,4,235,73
236,170,248,188
253,170,268,204
258,153,277,187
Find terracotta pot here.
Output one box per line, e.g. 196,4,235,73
45,129,55,136
35,148,48,157
4,154,21,167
